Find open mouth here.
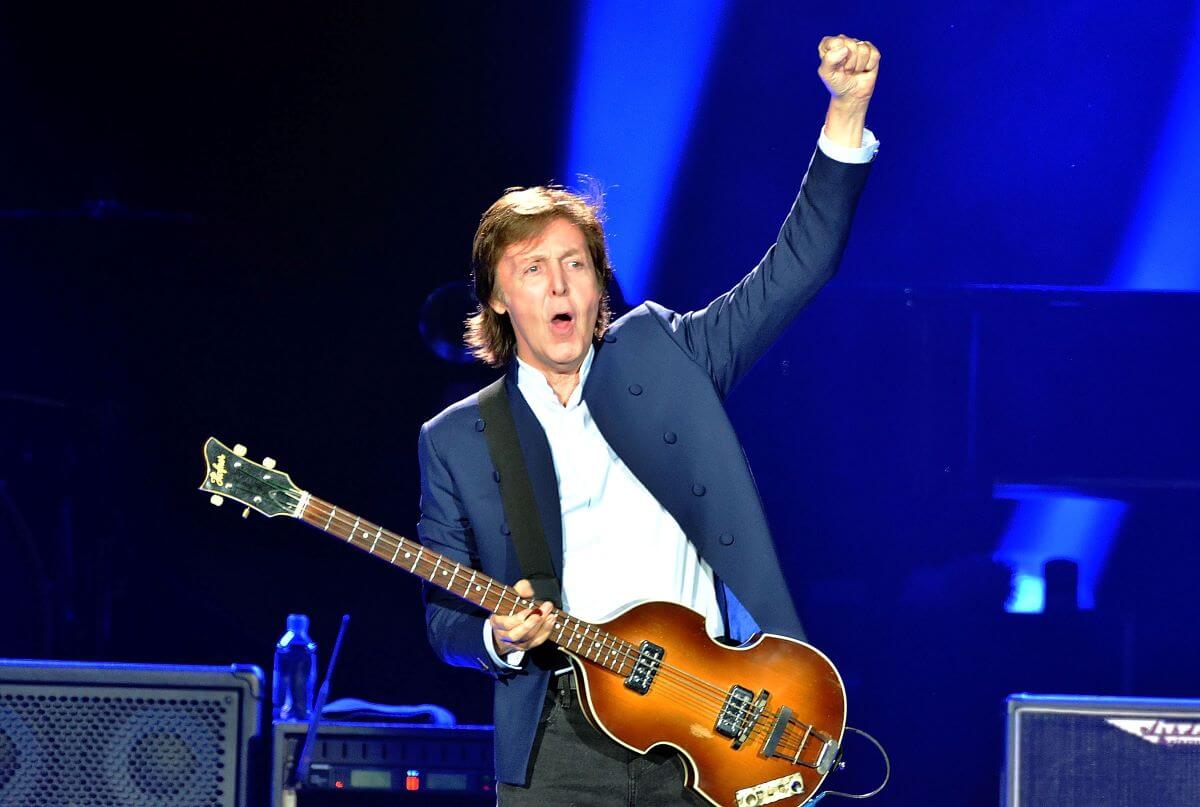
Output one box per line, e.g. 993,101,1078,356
550,312,574,333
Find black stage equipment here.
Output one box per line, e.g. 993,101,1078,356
271,720,494,806
1006,693,1200,806
0,658,263,807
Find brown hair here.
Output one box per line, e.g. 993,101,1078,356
465,185,613,367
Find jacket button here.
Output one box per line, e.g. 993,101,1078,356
719,533,735,546
500,523,511,535
475,418,486,432
493,470,501,482
663,431,677,444
692,483,706,496
628,384,643,396
603,332,617,343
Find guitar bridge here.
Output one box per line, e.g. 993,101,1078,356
623,640,664,695
760,707,841,774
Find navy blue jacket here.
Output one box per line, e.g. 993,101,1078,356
416,148,871,785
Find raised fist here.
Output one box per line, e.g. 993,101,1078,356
818,35,880,103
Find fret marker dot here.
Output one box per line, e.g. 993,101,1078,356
405,553,411,558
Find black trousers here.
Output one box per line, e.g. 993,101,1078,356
497,675,707,806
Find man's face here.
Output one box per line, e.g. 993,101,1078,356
490,217,601,377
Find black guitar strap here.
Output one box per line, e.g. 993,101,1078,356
477,376,563,608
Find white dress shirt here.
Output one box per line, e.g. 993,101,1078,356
485,128,879,668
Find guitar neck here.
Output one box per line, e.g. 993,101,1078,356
295,493,631,672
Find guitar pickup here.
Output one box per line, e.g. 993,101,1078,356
715,685,754,739
623,640,664,695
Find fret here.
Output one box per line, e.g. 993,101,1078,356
323,506,338,531
482,580,494,611
369,528,382,554
508,592,519,616
450,562,462,593
410,547,423,573
390,541,400,564
606,637,623,672
466,569,478,604
430,555,442,583
347,517,361,542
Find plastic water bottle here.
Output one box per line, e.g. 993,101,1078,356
272,614,317,721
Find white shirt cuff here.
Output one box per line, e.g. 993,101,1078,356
818,126,879,164
482,619,525,670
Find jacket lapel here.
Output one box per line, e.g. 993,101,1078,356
503,371,564,580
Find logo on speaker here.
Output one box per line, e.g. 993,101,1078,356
1106,718,1200,746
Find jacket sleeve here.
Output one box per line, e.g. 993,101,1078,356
416,420,511,679
656,147,872,397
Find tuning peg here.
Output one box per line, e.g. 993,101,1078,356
262,457,277,470
233,444,248,457
210,495,224,507
242,507,251,519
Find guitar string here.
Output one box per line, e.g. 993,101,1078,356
290,490,710,685
225,479,823,752
278,487,821,753
289,492,773,727
291,492,765,708
227,469,727,710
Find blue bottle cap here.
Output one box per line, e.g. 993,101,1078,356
286,614,310,633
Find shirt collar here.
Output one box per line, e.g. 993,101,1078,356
515,345,595,410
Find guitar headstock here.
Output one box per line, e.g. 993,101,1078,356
199,437,305,518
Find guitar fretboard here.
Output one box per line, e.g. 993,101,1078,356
296,494,637,674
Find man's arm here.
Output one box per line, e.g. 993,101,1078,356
416,422,506,677
657,35,881,397
418,419,559,673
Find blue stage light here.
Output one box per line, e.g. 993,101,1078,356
993,485,1127,613
1111,7,1200,289
564,0,728,303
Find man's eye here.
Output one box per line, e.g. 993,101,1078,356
525,265,539,273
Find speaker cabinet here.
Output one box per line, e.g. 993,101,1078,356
0,658,263,807
1006,693,1200,806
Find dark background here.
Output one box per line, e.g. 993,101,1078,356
2,3,1198,805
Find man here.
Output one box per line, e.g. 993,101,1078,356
417,34,880,804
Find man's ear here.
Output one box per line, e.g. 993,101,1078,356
489,287,507,316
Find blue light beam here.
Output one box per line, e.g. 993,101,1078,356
565,0,728,304
1110,6,1200,289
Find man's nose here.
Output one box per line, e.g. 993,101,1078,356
549,265,568,295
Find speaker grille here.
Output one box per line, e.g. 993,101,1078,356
1008,696,1200,807
0,685,238,807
